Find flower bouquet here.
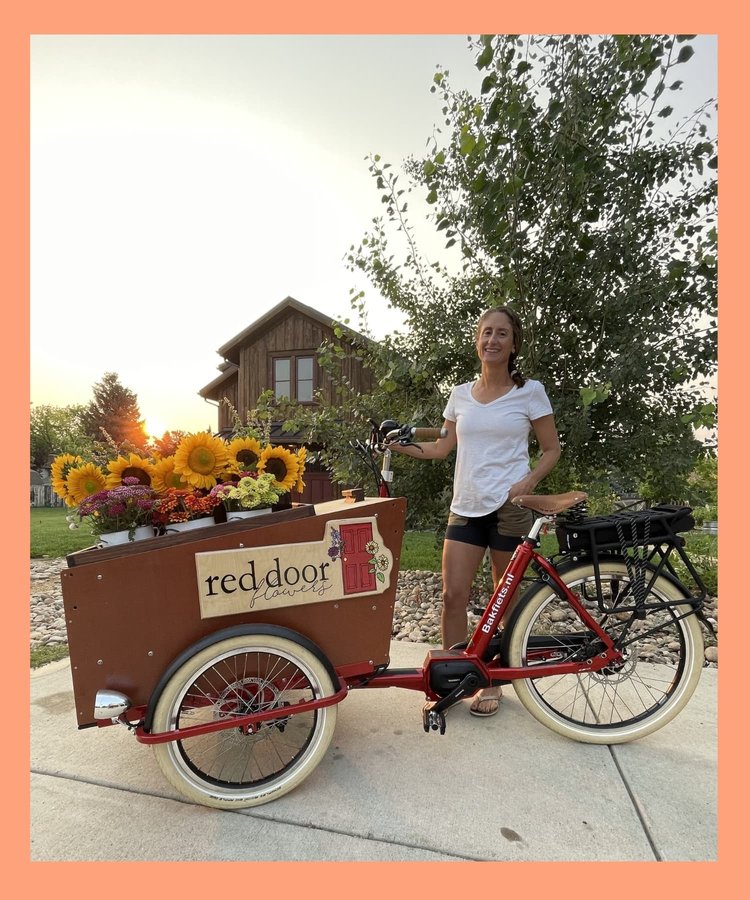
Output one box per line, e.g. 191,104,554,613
70,477,157,544
209,472,283,521
151,487,221,533
50,427,310,547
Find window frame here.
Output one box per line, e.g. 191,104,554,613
270,351,318,404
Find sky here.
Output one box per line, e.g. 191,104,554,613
30,34,718,438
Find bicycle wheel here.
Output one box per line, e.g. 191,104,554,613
151,633,338,808
505,559,704,744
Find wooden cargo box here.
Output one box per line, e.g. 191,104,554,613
61,497,406,727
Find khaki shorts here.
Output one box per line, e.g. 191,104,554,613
446,499,533,551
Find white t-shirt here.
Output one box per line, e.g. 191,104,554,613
442,379,553,517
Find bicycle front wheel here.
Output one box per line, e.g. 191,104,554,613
505,559,704,744
151,633,338,808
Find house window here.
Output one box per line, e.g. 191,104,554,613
297,356,314,402
273,354,316,402
274,358,291,400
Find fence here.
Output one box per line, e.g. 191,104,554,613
31,485,64,508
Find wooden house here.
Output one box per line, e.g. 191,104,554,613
198,296,376,503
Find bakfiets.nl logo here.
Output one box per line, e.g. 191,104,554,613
194,517,392,619
481,572,515,634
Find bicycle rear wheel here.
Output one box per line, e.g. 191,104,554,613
151,633,338,808
504,559,704,743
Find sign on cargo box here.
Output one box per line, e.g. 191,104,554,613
194,517,393,619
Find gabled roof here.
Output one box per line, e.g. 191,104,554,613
198,363,239,398
217,296,371,360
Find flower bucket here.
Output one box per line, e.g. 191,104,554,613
98,525,154,547
166,518,215,535
227,508,270,522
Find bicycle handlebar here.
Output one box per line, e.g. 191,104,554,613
354,420,448,496
409,427,447,442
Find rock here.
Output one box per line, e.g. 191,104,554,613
705,646,718,663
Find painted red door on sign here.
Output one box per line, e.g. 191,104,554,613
340,523,376,594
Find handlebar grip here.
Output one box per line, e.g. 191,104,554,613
410,427,448,441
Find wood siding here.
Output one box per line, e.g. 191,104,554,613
216,309,374,418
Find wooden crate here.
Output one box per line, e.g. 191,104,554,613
61,497,406,727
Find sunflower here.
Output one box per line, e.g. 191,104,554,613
226,437,263,473
173,432,229,489
106,453,156,489
50,453,83,505
258,445,299,493
294,446,307,493
66,463,107,505
151,455,191,493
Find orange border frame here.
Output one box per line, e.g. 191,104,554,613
7,1,734,891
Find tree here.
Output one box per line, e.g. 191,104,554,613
341,34,716,509
30,403,92,469
81,372,148,450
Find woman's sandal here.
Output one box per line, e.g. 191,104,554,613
469,687,503,717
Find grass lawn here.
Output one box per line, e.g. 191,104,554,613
399,529,559,572
31,507,98,558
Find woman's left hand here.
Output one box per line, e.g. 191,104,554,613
508,475,538,500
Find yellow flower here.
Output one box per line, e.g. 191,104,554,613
66,463,107,505
258,445,299,493
295,447,307,493
226,437,263,472
50,453,83,504
106,453,156,488
151,455,190,493
173,432,229,489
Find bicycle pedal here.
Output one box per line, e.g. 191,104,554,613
421,702,446,735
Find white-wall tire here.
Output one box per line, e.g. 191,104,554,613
151,633,338,808
506,559,704,744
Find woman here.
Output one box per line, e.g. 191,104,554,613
391,307,560,716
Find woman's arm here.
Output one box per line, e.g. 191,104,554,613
389,419,457,460
508,414,561,499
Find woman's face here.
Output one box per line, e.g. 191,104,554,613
475,311,515,367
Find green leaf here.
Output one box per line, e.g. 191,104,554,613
580,387,597,408
481,74,496,95
657,106,673,118
423,160,436,177
459,132,477,156
471,171,487,192
426,188,438,204
707,156,718,170
676,45,695,64
477,45,493,70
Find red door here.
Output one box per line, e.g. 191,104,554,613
340,523,376,594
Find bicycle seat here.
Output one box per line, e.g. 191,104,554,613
511,491,588,515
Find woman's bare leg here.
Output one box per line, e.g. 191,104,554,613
440,539,485,649
470,548,514,714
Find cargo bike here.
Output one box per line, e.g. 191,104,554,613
60,421,712,810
